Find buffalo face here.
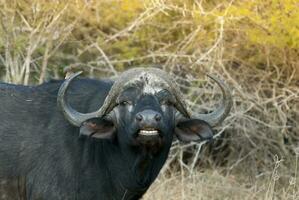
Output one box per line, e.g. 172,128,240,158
57,68,232,152
76,79,214,155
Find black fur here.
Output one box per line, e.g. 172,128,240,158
0,79,171,200
0,77,213,200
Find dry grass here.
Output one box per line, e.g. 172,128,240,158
0,1,298,199
144,155,299,200
144,169,299,200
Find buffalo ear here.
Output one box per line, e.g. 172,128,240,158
175,119,213,142
80,118,115,139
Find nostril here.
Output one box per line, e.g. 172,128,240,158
136,114,143,122
155,114,162,121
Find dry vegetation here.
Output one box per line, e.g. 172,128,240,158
0,0,298,199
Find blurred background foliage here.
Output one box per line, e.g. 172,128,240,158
1,0,298,83
0,0,298,199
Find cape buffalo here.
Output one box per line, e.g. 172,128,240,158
0,67,232,199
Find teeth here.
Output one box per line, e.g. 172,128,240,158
139,130,159,136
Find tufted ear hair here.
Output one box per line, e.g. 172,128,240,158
175,118,213,142
79,118,116,139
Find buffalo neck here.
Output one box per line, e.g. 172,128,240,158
77,137,171,199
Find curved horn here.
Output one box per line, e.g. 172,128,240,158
193,74,232,127
57,69,158,126
58,69,232,128
57,72,102,126
97,68,190,118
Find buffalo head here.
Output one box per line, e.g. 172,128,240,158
57,68,232,153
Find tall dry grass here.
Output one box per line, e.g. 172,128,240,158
0,0,298,199
144,154,299,200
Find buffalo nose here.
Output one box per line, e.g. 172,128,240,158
135,110,162,126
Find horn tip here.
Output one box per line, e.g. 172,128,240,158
72,71,83,77
65,71,83,80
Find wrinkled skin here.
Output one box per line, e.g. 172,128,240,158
0,77,213,200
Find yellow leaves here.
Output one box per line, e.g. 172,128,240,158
221,0,299,48
120,0,143,12
2,0,298,72
92,0,299,63
226,4,252,18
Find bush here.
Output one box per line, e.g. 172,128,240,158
0,0,298,199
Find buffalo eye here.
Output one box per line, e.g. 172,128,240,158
119,100,132,106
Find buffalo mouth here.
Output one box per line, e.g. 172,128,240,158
138,129,160,137
135,128,162,145
133,128,164,154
